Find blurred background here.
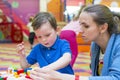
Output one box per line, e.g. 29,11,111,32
0,0,120,76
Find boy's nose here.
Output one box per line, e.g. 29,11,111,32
42,38,46,42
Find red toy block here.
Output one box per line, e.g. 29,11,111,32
3,77,7,80
25,75,33,80
17,69,24,74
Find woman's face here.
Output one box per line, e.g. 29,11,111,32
35,22,57,48
79,12,101,42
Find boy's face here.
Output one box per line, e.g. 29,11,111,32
35,22,57,48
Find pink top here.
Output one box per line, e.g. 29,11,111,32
61,20,81,35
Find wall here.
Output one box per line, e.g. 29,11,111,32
47,0,64,22
8,0,39,24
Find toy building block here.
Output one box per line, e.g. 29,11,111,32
17,69,24,75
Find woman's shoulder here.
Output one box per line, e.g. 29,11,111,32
114,34,120,41
112,34,120,49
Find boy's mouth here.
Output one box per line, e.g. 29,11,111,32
44,43,49,45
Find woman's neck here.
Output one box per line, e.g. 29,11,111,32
96,33,110,53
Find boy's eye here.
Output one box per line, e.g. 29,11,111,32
46,34,50,37
38,36,41,39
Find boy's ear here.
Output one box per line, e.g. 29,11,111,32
56,26,61,35
56,26,60,31
100,23,108,33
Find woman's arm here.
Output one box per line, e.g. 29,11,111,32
30,68,89,80
30,68,74,80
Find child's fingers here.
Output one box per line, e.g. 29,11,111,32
16,42,25,54
17,47,25,54
17,42,24,49
17,42,24,48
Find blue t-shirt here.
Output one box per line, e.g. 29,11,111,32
26,36,74,74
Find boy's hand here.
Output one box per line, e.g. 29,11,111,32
16,42,25,57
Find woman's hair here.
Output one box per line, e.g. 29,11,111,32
32,12,57,30
82,4,120,35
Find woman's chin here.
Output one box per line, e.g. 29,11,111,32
83,39,91,43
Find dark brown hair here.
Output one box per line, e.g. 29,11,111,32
32,12,57,30
82,4,120,35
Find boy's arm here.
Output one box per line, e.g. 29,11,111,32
42,52,71,70
17,42,31,69
19,54,31,69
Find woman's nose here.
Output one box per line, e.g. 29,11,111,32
79,26,84,33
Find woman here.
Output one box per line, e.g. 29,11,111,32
30,4,120,80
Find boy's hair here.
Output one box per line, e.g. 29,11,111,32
32,12,57,30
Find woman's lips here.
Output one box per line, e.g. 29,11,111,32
81,36,85,38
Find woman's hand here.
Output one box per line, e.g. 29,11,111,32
30,68,63,80
30,68,75,80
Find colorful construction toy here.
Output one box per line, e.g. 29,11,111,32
0,67,32,80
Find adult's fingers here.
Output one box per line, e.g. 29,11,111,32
30,70,46,80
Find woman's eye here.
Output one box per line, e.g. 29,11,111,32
84,25,89,28
80,23,89,28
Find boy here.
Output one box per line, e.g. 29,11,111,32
17,12,74,74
